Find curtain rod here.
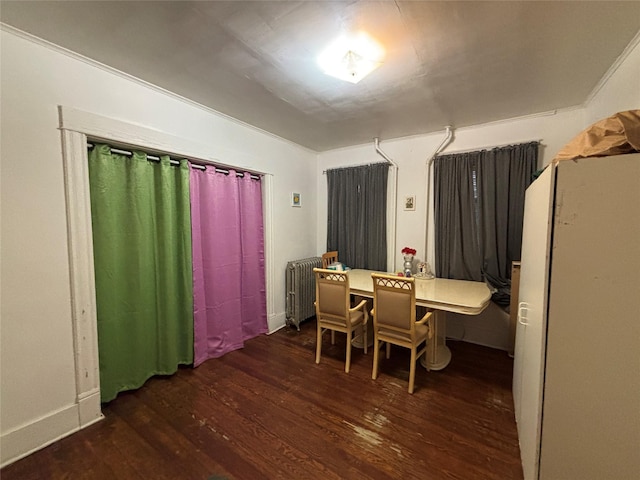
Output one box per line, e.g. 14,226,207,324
87,143,260,179
321,138,541,173
322,161,389,174
437,139,542,156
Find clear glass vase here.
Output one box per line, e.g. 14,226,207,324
403,254,414,277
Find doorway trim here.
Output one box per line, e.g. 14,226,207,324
58,106,275,423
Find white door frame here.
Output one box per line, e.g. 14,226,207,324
58,106,275,424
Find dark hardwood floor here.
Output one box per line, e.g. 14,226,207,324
2,319,523,479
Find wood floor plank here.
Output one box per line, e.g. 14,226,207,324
1,319,523,479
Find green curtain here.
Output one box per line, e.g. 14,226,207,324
88,144,194,403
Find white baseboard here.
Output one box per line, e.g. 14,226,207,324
0,402,104,468
78,390,103,427
268,312,287,333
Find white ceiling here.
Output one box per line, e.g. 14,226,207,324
2,1,640,151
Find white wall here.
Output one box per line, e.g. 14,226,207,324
584,32,640,124
316,32,640,351
2,22,638,468
0,28,317,466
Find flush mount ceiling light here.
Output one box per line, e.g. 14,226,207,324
317,32,385,84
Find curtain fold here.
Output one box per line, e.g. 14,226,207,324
327,163,388,271
434,142,538,304
88,144,194,403
190,167,267,366
434,153,482,281
477,143,538,303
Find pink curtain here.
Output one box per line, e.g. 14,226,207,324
190,166,268,367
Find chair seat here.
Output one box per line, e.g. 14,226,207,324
320,310,364,329
378,322,429,344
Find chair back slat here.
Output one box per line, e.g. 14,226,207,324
321,251,339,268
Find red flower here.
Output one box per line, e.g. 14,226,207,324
401,247,416,256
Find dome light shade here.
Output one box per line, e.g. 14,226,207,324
317,32,384,84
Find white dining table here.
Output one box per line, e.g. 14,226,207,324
347,269,491,370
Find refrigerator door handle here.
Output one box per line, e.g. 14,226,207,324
518,301,529,326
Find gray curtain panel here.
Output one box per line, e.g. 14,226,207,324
434,142,538,304
327,163,389,270
434,153,483,281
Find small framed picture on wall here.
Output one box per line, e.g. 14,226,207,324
404,195,415,211
291,192,302,207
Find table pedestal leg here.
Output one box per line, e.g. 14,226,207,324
421,310,452,370
351,296,374,349
351,322,374,348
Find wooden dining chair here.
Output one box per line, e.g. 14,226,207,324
321,251,338,268
371,272,434,393
313,268,368,373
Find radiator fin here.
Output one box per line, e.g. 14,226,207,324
286,256,322,330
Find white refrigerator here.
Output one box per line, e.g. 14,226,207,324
513,152,640,480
